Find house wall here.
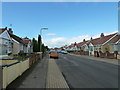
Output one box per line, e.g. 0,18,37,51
118,41,120,54
20,44,24,51
83,45,89,51
89,43,94,56
0,30,12,55
101,45,111,53
12,42,20,55
101,44,119,54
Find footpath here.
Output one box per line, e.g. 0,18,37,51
46,59,69,88
69,53,119,65
6,55,48,88
6,55,69,89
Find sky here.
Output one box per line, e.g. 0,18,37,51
2,2,118,48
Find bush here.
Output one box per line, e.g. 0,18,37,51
18,50,25,56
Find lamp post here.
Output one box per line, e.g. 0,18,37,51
40,28,48,52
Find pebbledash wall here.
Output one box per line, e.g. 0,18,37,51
1,53,42,89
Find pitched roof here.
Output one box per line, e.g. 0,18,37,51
8,32,24,44
22,39,31,44
88,38,100,45
77,41,88,47
0,28,6,34
96,33,117,45
66,33,118,48
89,33,117,45
107,34,120,44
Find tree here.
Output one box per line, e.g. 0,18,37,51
32,38,38,52
45,46,49,51
38,35,42,52
41,44,45,53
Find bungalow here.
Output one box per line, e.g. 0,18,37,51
88,33,118,57
68,42,77,51
105,33,120,53
77,39,89,51
8,29,33,55
0,27,13,56
8,29,25,55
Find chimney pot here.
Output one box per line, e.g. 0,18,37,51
91,37,93,40
83,39,85,42
101,33,104,37
8,28,13,34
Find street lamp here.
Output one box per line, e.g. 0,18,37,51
40,28,48,52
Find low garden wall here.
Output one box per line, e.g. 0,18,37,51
70,51,89,56
1,53,42,89
117,54,120,60
2,59,29,89
69,50,119,59
94,51,117,59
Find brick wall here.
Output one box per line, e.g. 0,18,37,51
94,51,117,59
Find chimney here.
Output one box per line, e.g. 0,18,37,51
5,27,7,30
100,33,104,37
8,28,13,34
74,42,77,46
83,39,85,42
91,37,93,41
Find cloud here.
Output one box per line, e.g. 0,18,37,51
43,31,118,48
46,33,56,36
43,35,91,48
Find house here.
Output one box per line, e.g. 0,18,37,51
105,33,120,53
22,37,33,53
77,39,89,51
8,29,33,55
8,29,25,55
0,27,13,56
67,42,77,51
88,33,118,56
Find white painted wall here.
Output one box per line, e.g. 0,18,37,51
89,43,94,56
0,30,13,55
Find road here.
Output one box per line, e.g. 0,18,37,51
55,53,118,88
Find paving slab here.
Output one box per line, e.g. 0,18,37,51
46,59,69,89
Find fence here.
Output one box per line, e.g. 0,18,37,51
1,53,42,89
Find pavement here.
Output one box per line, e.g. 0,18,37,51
69,53,119,65
46,59,69,88
6,55,49,88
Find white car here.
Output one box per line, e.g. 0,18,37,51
61,50,68,54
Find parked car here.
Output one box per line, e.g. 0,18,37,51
49,51,59,58
61,50,68,54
